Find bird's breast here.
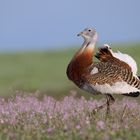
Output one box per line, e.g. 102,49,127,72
67,51,93,86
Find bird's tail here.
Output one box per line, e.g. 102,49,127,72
95,44,113,62
122,92,140,97
122,76,140,97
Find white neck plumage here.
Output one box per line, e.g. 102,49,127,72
80,36,97,53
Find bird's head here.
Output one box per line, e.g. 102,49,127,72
77,28,97,42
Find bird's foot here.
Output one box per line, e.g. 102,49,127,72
92,104,105,115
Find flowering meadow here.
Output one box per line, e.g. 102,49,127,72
0,91,140,140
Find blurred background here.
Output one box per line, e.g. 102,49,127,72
0,0,140,97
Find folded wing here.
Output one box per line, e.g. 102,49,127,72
93,44,140,96
95,44,137,75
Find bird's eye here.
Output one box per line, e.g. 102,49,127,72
88,29,91,32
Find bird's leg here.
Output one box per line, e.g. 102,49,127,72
106,94,115,115
92,99,107,114
92,94,115,114
106,95,110,115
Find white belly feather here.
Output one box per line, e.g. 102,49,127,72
83,81,140,95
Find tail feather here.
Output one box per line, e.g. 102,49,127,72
95,45,133,71
122,76,140,97
122,92,140,97
95,45,113,62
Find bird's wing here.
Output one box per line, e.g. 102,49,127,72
85,61,140,95
112,51,137,75
84,46,140,95
95,44,138,75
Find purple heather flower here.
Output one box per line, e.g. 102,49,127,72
96,120,106,130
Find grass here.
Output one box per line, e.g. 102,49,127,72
0,43,140,97
0,49,72,96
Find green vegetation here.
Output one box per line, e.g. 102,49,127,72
0,49,72,96
0,43,140,97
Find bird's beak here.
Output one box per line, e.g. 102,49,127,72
77,32,83,37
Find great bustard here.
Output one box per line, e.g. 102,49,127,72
66,28,140,113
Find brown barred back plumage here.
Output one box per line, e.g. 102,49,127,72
84,46,140,90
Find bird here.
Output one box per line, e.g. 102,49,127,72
66,27,140,114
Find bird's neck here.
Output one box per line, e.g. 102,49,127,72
74,40,96,67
